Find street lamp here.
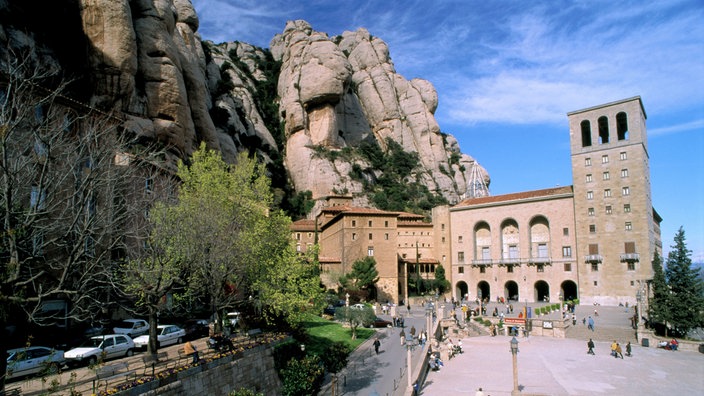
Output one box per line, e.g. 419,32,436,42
425,306,433,343
510,336,520,395
345,293,350,307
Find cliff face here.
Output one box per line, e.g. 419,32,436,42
0,1,489,210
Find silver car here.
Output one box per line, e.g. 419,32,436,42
5,346,65,380
133,325,186,349
64,334,134,367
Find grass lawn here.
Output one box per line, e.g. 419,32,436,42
301,314,376,356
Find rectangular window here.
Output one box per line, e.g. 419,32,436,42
368,220,372,227
562,246,572,257
589,224,596,233
587,191,593,200
368,246,374,256
296,243,301,252
588,207,595,216
352,233,357,240
458,251,465,263
479,266,486,274
441,223,445,230
352,220,356,227
602,171,610,180
537,243,548,258
627,262,635,271
481,247,490,260
84,235,95,258
563,228,569,236
591,264,599,272
594,280,598,286
602,155,609,164
30,185,46,210
458,235,463,243
621,169,628,178
564,263,572,272
589,244,599,255
507,265,514,273
622,186,630,196
537,264,544,272
384,233,389,240
625,242,636,253
458,266,464,274
585,157,592,166
625,222,632,231
586,174,593,182
296,233,301,240
384,221,389,227
605,205,612,214
368,233,373,240
624,204,631,213
442,236,446,243
604,189,612,197
145,178,153,194
620,151,627,160
32,232,43,256
509,245,519,259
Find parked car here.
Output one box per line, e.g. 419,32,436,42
323,305,337,315
5,346,65,380
133,325,186,349
351,303,367,310
369,317,393,328
64,334,134,367
226,312,241,327
113,319,149,338
182,319,209,340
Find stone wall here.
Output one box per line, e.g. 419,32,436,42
121,340,284,396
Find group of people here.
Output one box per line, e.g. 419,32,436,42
658,338,679,350
586,338,632,358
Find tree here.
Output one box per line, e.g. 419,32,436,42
0,51,160,388
340,257,379,300
319,341,350,396
334,306,375,339
648,250,669,328
434,264,450,294
280,355,325,396
664,227,704,337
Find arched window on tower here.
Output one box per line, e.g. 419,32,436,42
617,112,628,140
598,116,609,144
581,120,592,147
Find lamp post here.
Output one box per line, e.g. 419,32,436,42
405,334,418,390
425,306,433,342
345,293,350,307
510,336,520,395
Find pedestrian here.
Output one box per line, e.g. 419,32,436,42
615,343,624,359
626,341,632,357
373,338,381,355
572,313,577,326
582,317,586,326
184,340,199,364
410,325,416,339
588,316,595,331
587,338,595,355
611,340,618,357
407,303,411,315
475,387,485,396
400,329,406,346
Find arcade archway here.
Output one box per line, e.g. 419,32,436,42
477,281,491,303
455,281,469,302
560,280,578,301
504,281,519,301
534,280,550,302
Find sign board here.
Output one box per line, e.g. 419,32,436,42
543,321,553,329
505,317,526,325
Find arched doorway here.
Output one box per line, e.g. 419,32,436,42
504,281,519,301
560,280,578,301
534,281,550,302
455,281,469,302
477,281,490,303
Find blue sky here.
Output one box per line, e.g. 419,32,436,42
192,0,704,262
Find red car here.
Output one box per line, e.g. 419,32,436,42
369,317,392,328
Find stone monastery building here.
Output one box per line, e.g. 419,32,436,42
291,97,662,307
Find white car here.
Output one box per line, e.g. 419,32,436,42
64,334,134,367
226,312,241,327
113,319,149,338
133,325,186,349
5,346,65,380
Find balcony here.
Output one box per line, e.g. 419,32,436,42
584,254,603,263
620,253,640,262
498,257,521,266
527,256,551,265
471,259,493,266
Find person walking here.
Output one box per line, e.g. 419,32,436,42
626,341,632,357
615,343,624,359
587,338,595,355
373,338,381,355
588,316,595,331
184,340,199,364
475,387,485,396
610,340,618,357
400,329,406,346
410,325,416,340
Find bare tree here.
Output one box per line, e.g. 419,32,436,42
0,51,164,388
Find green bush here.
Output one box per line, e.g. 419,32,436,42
483,319,492,326
280,355,325,396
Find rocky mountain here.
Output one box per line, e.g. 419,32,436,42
0,0,489,216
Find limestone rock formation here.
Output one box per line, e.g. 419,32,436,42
0,2,489,213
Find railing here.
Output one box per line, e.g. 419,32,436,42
527,256,551,265
620,253,640,262
584,254,603,263
471,259,493,266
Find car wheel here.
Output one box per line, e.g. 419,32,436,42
46,362,60,375
126,349,134,357
177,337,183,344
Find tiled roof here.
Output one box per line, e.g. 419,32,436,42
454,186,573,207
399,257,440,264
290,219,316,231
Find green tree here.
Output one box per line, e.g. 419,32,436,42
664,227,704,336
280,355,325,396
434,264,450,294
319,341,350,396
334,306,375,339
648,250,670,328
341,257,379,299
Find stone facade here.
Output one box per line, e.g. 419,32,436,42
291,97,662,307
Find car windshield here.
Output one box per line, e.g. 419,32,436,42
117,321,134,328
81,338,103,348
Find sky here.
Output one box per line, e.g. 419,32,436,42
191,0,704,262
